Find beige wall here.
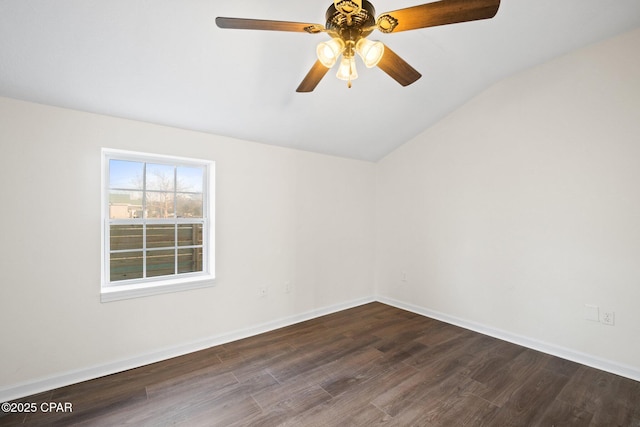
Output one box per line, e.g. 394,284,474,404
0,97,376,396
376,29,640,374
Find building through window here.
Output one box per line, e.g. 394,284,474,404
101,149,215,301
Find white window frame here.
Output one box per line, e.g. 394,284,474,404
101,148,215,302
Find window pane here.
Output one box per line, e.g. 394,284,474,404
177,166,203,193
178,248,203,274
103,150,212,290
146,224,175,249
146,191,175,218
177,193,203,218
177,224,203,246
147,249,175,277
110,225,143,251
111,251,143,281
109,190,143,219
146,163,175,192
109,160,143,190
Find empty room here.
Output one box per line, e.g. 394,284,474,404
1,0,639,425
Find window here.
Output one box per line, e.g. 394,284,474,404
101,149,215,302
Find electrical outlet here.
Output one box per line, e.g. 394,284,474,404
259,286,268,297
285,281,293,293
601,311,615,326
401,271,407,283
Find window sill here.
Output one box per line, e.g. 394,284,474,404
101,275,216,302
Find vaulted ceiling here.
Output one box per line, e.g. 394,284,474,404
1,1,639,161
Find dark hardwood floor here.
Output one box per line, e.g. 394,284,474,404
2,302,639,426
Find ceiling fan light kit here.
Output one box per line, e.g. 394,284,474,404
356,38,385,68
317,38,345,68
336,56,358,87
215,0,500,92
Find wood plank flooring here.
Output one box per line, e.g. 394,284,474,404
2,302,639,426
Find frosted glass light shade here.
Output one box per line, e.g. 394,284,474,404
356,38,384,68
336,56,358,81
316,38,345,68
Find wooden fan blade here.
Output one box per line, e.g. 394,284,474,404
215,17,321,33
378,0,500,33
296,60,330,92
377,45,422,87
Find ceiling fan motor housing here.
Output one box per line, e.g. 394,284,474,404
326,0,376,41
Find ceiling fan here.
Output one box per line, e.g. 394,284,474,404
216,0,500,92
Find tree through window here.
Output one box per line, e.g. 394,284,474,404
102,149,214,300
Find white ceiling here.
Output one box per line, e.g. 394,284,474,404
1,1,639,161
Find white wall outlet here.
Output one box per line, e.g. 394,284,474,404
285,281,292,293
259,286,268,297
600,311,615,326
584,304,599,322
401,271,408,283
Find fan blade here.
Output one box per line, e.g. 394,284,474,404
296,60,330,92
216,17,322,33
377,45,422,87
377,0,500,33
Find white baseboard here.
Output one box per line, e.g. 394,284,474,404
376,295,640,383
0,296,375,403
3,294,638,403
